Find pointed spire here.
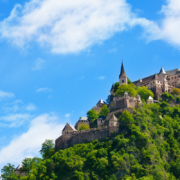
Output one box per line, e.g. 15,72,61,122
159,67,166,74
119,62,126,77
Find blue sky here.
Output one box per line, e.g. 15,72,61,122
0,0,180,169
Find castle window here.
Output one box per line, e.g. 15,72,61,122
172,77,173,80
122,80,124,83
175,76,177,79
158,81,159,83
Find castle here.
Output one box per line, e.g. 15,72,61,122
55,64,180,150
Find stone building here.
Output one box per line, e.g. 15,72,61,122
108,92,142,111
133,67,180,99
97,116,106,128
55,123,77,149
55,63,179,150
14,164,26,177
92,99,106,112
75,117,90,130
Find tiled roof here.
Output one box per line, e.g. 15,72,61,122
110,114,118,121
62,123,77,132
97,99,106,105
166,68,180,75
159,67,166,74
80,117,88,120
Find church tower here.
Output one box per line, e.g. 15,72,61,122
119,63,127,85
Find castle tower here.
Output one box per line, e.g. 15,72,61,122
109,114,119,127
62,123,77,136
119,63,127,85
110,84,115,95
159,67,167,79
163,79,168,93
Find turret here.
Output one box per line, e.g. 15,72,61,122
159,67,167,79
119,63,127,85
110,84,115,95
62,123,77,136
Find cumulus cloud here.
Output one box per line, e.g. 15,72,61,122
65,113,70,118
108,48,117,53
0,90,14,100
32,58,45,70
143,0,180,48
0,114,31,127
36,87,52,93
0,0,154,54
26,103,36,111
0,114,64,169
97,76,106,80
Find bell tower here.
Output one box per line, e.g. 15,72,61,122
119,62,127,85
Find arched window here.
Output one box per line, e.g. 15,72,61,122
122,80,124,83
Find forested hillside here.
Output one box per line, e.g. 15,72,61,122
2,100,180,180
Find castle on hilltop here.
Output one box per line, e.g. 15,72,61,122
55,64,180,150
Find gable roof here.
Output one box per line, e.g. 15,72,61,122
97,99,106,105
62,123,77,132
119,62,126,77
159,67,166,74
109,114,118,121
166,68,180,75
80,116,88,121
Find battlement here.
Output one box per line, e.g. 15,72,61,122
55,125,117,150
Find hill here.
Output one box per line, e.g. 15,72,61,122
2,101,180,180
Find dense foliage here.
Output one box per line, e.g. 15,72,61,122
114,84,154,101
99,105,110,117
4,102,180,180
172,88,180,96
78,124,90,131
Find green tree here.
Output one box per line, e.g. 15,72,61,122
137,86,154,101
87,109,98,122
1,163,19,180
161,92,175,102
21,158,32,174
39,139,55,159
21,157,41,175
176,96,180,103
127,77,132,84
99,105,110,117
113,82,120,93
115,84,137,97
78,124,90,131
119,110,134,125
172,88,180,96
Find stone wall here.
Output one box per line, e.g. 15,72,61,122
55,126,119,150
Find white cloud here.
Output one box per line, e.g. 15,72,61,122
0,114,64,169
36,87,52,93
32,58,45,70
143,0,180,49
0,90,14,100
65,113,70,118
97,76,106,80
0,0,154,54
108,48,117,53
26,104,36,111
0,114,31,127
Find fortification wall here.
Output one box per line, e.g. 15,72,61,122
55,126,120,150
68,127,109,147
